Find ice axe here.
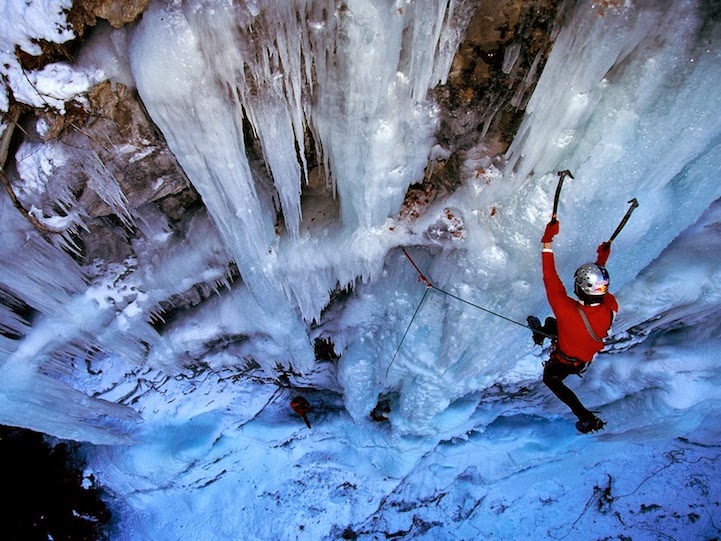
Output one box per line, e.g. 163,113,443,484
606,198,639,244
551,170,575,222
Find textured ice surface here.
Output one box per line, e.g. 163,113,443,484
1,0,721,444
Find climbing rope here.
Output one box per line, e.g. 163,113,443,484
386,248,558,377
402,248,530,329
429,283,530,330
385,286,430,377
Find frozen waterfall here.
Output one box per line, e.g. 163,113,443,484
339,0,721,430
0,0,720,445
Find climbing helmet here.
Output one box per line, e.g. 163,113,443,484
574,262,609,297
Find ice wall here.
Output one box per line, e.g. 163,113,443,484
332,0,721,432
3,0,721,441
0,0,471,441
128,0,470,369
125,0,721,433
503,0,721,312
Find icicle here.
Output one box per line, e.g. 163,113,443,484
82,150,134,227
130,1,275,263
524,51,542,86
505,1,660,180
0,303,27,336
0,195,85,315
124,0,485,386
502,42,522,74
0,298,29,356
510,84,526,109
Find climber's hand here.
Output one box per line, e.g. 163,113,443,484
596,241,611,266
541,220,560,244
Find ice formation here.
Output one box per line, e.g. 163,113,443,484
0,0,720,444
128,0,468,322
1,0,721,538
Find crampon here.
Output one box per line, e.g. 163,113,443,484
576,415,606,434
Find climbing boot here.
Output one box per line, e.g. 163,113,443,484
575,415,606,434
527,316,546,346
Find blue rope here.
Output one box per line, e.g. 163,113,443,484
385,287,430,377
401,247,529,329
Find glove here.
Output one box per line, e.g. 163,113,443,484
541,220,559,244
596,242,611,266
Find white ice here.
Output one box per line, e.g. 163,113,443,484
0,0,720,538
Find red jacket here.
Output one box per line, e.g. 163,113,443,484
542,250,618,362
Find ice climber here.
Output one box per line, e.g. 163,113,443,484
528,219,618,434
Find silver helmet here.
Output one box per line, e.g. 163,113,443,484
574,262,609,298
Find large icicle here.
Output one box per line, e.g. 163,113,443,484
129,1,315,371
130,3,275,264
129,0,471,366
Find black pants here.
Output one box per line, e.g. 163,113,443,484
542,359,593,422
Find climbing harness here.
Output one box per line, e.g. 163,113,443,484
544,347,589,377
550,348,588,369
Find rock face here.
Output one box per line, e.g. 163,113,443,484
4,0,192,267
15,80,198,264
87,0,151,28
436,0,564,155
69,0,151,34
6,1,565,258
75,81,193,220
402,0,564,215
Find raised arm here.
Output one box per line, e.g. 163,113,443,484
540,220,568,309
